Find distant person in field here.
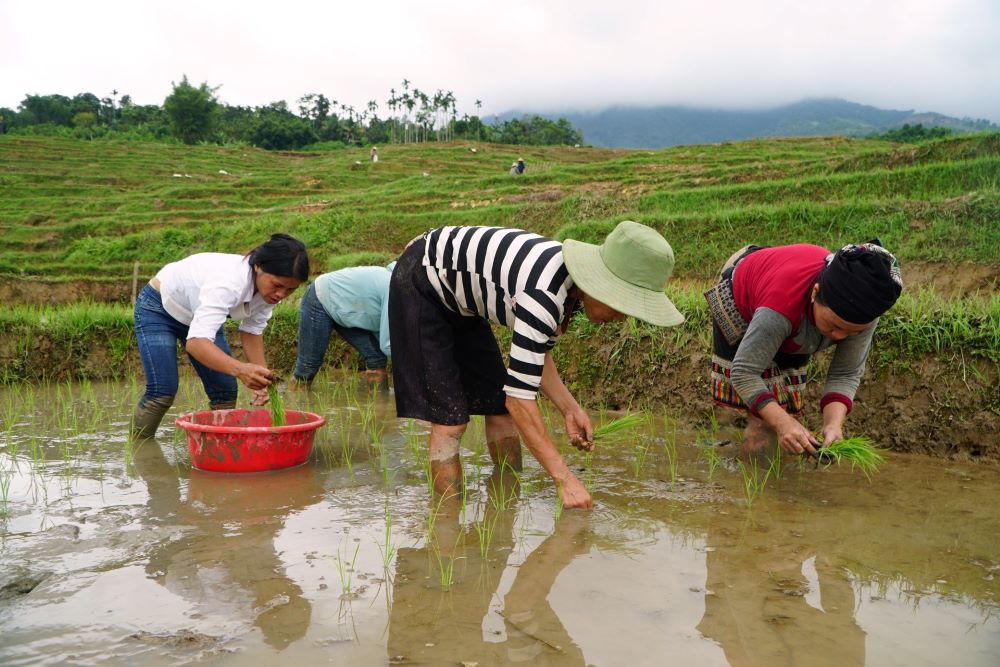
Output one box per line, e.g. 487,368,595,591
516,157,525,174
370,146,378,163
131,234,310,438
388,221,684,509
290,263,395,389
509,160,519,175
705,241,902,458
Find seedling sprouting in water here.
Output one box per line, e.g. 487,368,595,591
333,539,361,598
700,443,721,481
663,418,679,487
377,498,397,572
815,436,885,480
737,458,771,510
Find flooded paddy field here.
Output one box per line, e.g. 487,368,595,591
1,372,998,666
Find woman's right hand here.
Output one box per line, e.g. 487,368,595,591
236,363,273,390
774,413,820,456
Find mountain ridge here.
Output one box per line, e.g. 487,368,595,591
497,98,998,148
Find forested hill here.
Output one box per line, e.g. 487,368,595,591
504,99,998,148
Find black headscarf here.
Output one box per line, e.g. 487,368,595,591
818,243,903,324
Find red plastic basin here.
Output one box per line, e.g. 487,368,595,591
175,408,326,473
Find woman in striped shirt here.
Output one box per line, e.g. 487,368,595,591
388,221,684,509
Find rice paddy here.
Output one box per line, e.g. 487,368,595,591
3,369,997,664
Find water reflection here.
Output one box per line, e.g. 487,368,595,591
697,515,865,667
388,471,588,665
133,442,323,649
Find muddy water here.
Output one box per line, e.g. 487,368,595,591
1,373,998,666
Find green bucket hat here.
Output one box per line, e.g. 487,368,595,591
562,221,684,327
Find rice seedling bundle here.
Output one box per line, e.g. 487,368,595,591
267,384,286,426
816,436,885,478
592,413,646,441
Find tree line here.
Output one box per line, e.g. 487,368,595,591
867,123,954,143
0,76,584,149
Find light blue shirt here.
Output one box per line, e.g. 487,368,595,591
313,264,395,358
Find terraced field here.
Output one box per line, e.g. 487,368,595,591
3,133,997,302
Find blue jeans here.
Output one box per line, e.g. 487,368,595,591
134,284,238,406
294,283,387,382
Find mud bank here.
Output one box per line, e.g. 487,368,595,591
2,307,996,461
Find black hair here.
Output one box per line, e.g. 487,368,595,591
246,233,310,281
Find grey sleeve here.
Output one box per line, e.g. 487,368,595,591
730,308,792,406
823,320,877,399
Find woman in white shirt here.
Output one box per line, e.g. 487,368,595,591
131,234,310,438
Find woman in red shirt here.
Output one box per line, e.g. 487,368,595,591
706,242,902,458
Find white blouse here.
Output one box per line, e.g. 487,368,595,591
154,253,273,340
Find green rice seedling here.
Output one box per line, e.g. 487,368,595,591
592,413,646,442
334,539,361,598
338,417,357,477
472,510,500,559
370,424,390,486
267,384,286,426
815,436,886,479
736,458,771,510
0,464,12,516
488,460,519,511
425,491,455,539
553,481,564,521
431,532,463,591
700,442,722,481
582,449,596,492
28,436,44,472
631,435,653,479
767,445,783,482
663,418,679,487
377,498,397,572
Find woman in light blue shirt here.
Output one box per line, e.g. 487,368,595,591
292,263,395,386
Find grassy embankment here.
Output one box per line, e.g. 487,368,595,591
0,133,998,457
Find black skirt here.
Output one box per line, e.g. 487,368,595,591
388,240,509,425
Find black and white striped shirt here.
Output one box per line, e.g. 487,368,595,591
423,226,575,399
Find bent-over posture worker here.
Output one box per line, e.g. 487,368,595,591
292,263,395,387
131,233,309,438
388,221,684,509
706,242,902,457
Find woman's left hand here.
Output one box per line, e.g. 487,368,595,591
251,388,270,406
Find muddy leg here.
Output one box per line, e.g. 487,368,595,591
429,423,466,497
363,369,389,391
485,414,522,472
209,400,237,411
131,395,175,439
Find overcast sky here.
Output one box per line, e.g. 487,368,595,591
2,0,998,122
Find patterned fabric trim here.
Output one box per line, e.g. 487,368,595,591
710,355,808,416
704,278,748,346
